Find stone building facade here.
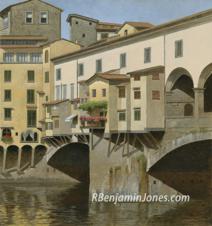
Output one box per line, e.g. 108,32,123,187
0,0,62,42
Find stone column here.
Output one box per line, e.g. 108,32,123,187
193,88,205,118
17,148,22,172
31,148,35,168
2,148,7,173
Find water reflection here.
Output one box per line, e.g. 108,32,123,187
0,184,211,226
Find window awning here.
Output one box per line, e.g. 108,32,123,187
65,114,77,122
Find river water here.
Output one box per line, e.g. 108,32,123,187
0,183,211,226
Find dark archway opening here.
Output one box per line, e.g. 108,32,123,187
6,146,19,169
166,74,194,117
204,74,212,112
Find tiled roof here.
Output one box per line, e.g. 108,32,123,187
123,21,154,29
129,66,165,75
52,8,212,62
43,99,69,106
96,22,122,31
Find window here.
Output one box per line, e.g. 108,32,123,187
120,53,126,68
70,83,74,100
28,71,35,82
3,16,8,28
40,12,48,24
45,71,49,83
152,73,160,80
17,53,28,63
118,87,125,98
96,59,102,73
118,111,126,121
89,22,92,25
75,21,79,25
25,12,33,24
134,74,140,81
82,33,86,38
134,88,141,99
27,90,35,104
30,53,42,63
144,47,151,63
92,89,96,97
102,89,106,97
101,33,109,39
27,110,36,127
45,50,49,63
78,63,84,76
3,53,14,63
4,108,12,121
124,29,128,36
152,90,160,100
4,70,11,82
4,90,11,102
62,84,67,99
175,40,183,58
54,119,59,129
45,122,53,130
55,85,61,100
134,108,141,121
56,68,61,81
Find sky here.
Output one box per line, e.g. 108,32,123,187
1,0,212,39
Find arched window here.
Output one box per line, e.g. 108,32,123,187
45,50,49,63
184,104,193,116
2,128,11,137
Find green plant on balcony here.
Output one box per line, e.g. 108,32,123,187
1,135,13,144
79,100,108,113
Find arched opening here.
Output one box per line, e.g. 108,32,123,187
6,145,19,169
21,145,32,169
34,145,47,166
166,68,194,118
21,130,38,143
204,74,212,112
1,128,13,144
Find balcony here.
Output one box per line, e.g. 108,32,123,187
80,116,107,128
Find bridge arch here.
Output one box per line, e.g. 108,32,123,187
47,142,90,183
148,131,212,171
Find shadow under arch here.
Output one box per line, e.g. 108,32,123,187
48,142,90,184
198,63,212,112
166,67,194,117
148,138,212,198
6,145,19,169
166,67,193,92
198,63,212,89
21,145,33,169
34,145,47,166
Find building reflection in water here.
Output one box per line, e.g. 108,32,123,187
0,183,210,226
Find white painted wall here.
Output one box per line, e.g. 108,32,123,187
54,16,212,105
165,21,212,87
